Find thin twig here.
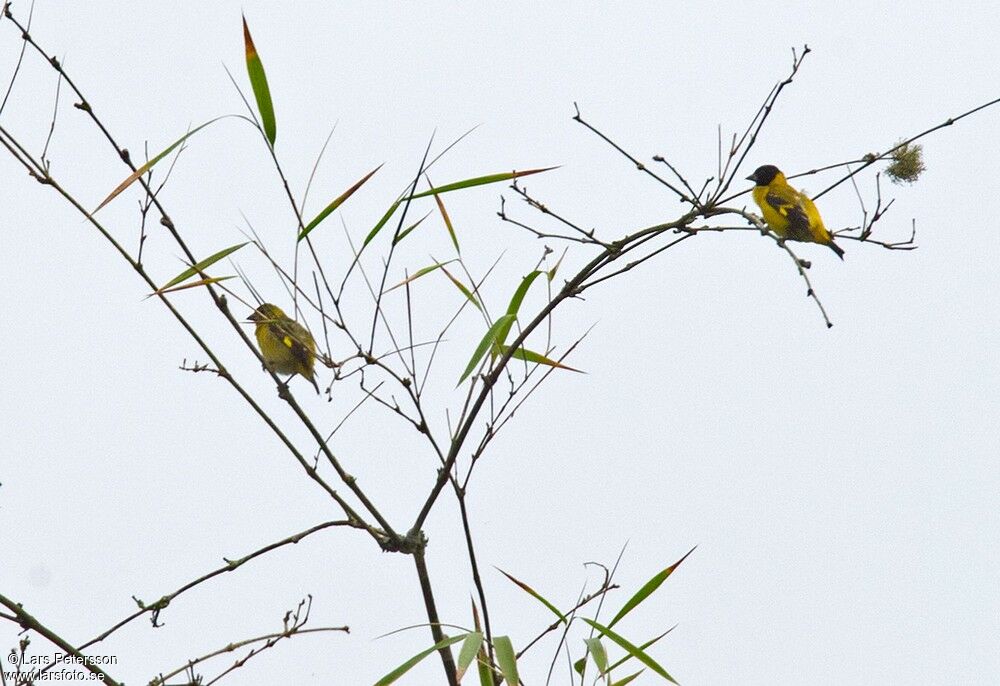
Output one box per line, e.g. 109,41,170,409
78,521,356,651
712,45,811,203
812,94,1000,200
0,0,34,117
573,102,693,204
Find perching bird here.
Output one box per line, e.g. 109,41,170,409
746,164,844,259
248,303,320,393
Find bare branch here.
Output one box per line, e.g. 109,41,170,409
573,102,694,205
78,521,356,651
0,592,123,686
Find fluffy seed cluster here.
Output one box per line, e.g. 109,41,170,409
885,141,925,184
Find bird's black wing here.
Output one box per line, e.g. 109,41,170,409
765,190,812,242
270,321,313,366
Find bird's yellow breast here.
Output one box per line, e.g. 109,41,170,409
753,185,792,236
255,323,306,376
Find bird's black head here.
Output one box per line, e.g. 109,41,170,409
247,303,283,323
746,164,782,186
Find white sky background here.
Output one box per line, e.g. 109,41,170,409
2,2,999,685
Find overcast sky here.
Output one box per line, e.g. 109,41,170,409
2,2,998,685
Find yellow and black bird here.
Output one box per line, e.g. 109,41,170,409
248,303,320,393
747,164,844,259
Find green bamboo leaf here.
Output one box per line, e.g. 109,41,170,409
373,634,467,686
160,242,248,291
611,670,646,686
459,314,515,384
363,199,402,247
583,620,678,684
497,568,566,624
476,656,492,686
497,345,583,373
493,636,519,686
584,637,609,674
150,275,236,297
392,211,433,246
243,16,276,145
492,270,543,353
438,265,482,311
573,657,586,676
94,116,229,213
548,249,566,282
605,627,675,674
455,632,484,683
608,547,695,629
407,167,557,200
386,260,456,293
299,164,384,241
471,600,493,686
427,176,461,253
505,270,543,317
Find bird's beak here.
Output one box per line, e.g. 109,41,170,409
745,174,755,182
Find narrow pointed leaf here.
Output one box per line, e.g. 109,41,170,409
497,568,566,624
386,260,456,293
427,176,461,253
612,670,646,686
574,657,587,676
94,117,228,212
583,620,678,684
493,270,544,352
150,275,236,296
363,199,401,247
459,314,515,384
160,242,248,291
505,270,543,317
407,167,557,199
606,627,676,674
393,211,433,246
608,547,695,629
493,636,519,686
243,16,276,145
439,266,482,311
471,601,493,686
476,656,492,686
471,598,482,633
548,249,566,282
374,634,466,686
299,164,384,241
584,638,609,674
455,632,484,682
498,345,583,373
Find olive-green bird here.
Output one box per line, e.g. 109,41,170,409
747,164,844,259
248,303,320,393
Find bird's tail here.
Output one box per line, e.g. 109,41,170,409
828,240,845,260
302,371,320,395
